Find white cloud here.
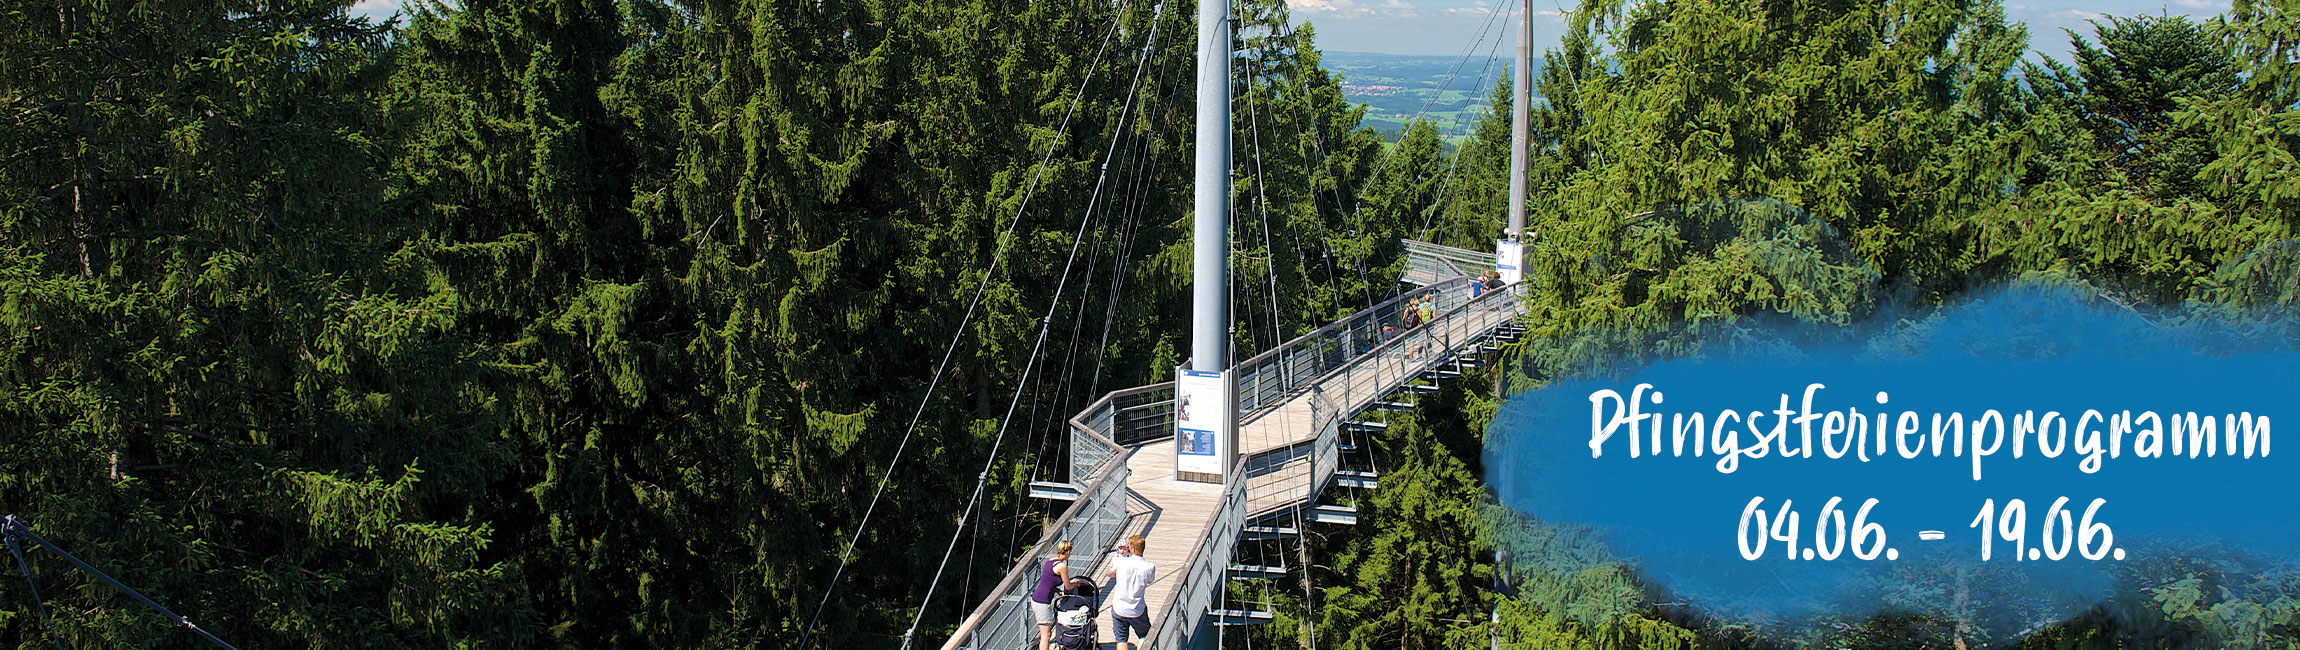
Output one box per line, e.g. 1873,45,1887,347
1309,0,2228,58
1292,0,1432,20
348,0,404,22
1293,0,1372,18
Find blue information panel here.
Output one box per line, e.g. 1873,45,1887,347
1174,367,1233,480
1178,428,1214,456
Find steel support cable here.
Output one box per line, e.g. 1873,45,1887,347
1245,32,1329,346
1087,143,1156,398
796,0,1140,644
1087,0,1190,400
1084,108,1169,399
1048,8,1185,508
959,479,988,620
1315,0,1512,211
1312,0,1511,310
1361,7,1509,246
980,292,1069,614
1232,134,1260,357
1418,13,1514,243
1000,124,1136,590
3,516,239,650
1259,21,1382,314
1291,451,1319,649
1006,124,1127,553
999,0,1177,601
5,521,65,650
1005,90,1147,542
1274,41,1357,323
1229,14,1345,323
1041,40,1170,451
998,111,1128,569
1086,126,1163,398
1047,112,1134,427
1251,35,1328,637
1382,0,1513,145
900,5,1169,645
1246,44,1286,352
1242,36,1315,351
1242,27,1350,643
1243,20,1356,320
1006,29,1167,561
1002,149,1116,572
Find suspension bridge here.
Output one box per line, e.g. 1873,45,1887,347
819,0,1545,646
930,0,1542,643
0,0,1546,647
940,242,1524,650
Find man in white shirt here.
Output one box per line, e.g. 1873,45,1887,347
1102,534,1155,650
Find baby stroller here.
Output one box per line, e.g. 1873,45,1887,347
1050,576,1098,650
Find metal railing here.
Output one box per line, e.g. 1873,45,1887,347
1143,283,1524,648
1067,383,1175,483
941,443,1133,650
1242,386,1339,520
1149,456,1248,650
945,271,1527,650
1234,277,1480,419
1402,238,1498,285
1315,281,1522,413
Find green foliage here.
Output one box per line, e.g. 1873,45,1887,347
2,0,2294,648
0,0,1426,644
2004,12,2288,305
1316,389,1493,650
1231,4,1396,346
1449,0,2298,648
2046,14,2239,201
2182,0,2300,226
2007,545,2300,650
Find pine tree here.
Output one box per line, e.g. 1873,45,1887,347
2,1,520,647
1990,10,2290,305
1316,386,1493,650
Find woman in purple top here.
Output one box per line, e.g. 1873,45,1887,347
1030,540,1073,650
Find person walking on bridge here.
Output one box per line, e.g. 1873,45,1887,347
1103,534,1154,650
1030,540,1074,650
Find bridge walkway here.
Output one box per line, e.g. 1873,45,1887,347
944,245,1522,650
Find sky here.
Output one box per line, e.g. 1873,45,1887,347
1292,0,2236,61
346,0,2236,63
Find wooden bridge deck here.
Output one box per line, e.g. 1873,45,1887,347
1093,291,1508,646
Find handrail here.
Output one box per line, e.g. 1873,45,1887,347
1404,238,1498,272
1147,456,1249,650
1316,280,1520,414
1232,277,1478,420
940,447,1134,650
943,278,1526,650
1234,276,1472,375
1243,386,1340,521
1402,239,1497,285
1236,282,1519,521
1145,280,1520,647
1066,382,1174,483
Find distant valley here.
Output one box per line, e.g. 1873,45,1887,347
1322,50,1536,145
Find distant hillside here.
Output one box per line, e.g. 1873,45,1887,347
1322,50,1534,144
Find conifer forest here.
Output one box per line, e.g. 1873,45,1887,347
1,0,2295,648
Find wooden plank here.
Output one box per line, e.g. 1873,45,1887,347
1072,297,1518,648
